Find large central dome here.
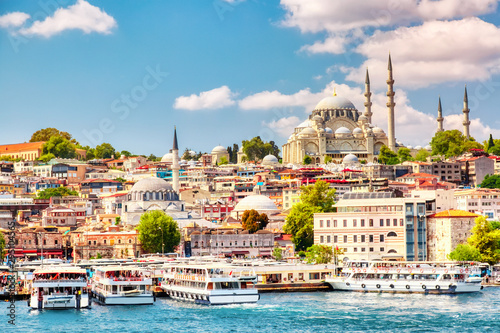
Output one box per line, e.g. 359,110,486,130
314,95,356,111
130,177,173,192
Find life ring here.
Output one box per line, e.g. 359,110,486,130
376,284,381,289
408,269,412,274
436,285,441,290
397,269,401,273
460,269,463,274
420,269,424,273
363,269,367,273
361,284,366,288
444,269,448,273
464,269,469,274
406,285,410,290
386,269,390,273
432,269,436,274
374,269,378,273
422,285,426,290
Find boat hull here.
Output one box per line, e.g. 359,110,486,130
92,291,154,305
163,287,259,305
29,295,90,309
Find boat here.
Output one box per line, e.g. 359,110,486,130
28,266,90,309
160,264,260,305
326,261,483,294
91,265,154,305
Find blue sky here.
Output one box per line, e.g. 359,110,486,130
1,0,500,157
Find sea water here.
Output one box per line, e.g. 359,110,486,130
2,288,500,332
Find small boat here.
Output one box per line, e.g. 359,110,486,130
28,266,90,309
326,260,483,294
161,264,260,305
91,266,154,305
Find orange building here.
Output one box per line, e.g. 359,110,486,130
0,142,45,161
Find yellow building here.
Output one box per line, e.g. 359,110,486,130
0,142,44,161
0,183,14,193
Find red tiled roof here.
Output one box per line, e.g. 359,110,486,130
428,209,479,218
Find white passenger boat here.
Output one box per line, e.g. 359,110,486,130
326,261,483,294
160,264,259,305
91,266,154,305
28,266,90,309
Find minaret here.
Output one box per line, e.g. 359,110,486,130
364,68,373,123
386,54,396,152
436,96,444,133
463,85,470,139
172,126,180,193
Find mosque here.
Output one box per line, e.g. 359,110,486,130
281,55,472,165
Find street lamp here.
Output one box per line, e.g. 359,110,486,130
157,225,164,257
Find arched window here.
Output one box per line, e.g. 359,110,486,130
387,231,398,237
118,239,121,244
388,249,397,253
128,239,132,244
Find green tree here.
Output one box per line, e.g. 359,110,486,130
273,247,283,261
42,136,77,159
120,150,132,157
219,156,229,165
241,210,269,233
448,244,482,262
36,186,78,199
430,130,482,158
414,149,431,162
77,145,95,160
378,145,399,165
136,210,181,253
115,216,121,225
467,216,500,265
0,231,5,262
284,181,336,251
148,154,159,161
480,174,500,189
305,244,333,264
397,147,413,162
38,153,55,163
242,136,279,162
95,143,116,159
30,127,74,143
303,155,312,165
231,143,239,163
487,134,495,151
324,156,332,164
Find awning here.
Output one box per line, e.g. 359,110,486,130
232,251,249,255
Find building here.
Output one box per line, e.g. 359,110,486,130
0,142,44,161
427,210,479,261
41,206,82,227
454,188,500,220
460,156,495,187
211,146,230,165
79,179,123,195
314,192,435,261
431,161,462,183
231,194,280,219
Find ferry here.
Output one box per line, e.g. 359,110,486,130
160,264,259,305
91,266,154,305
326,261,483,294
28,266,90,309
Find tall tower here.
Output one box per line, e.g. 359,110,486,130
436,96,444,133
172,127,180,193
463,85,470,139
364,68,373,123
386,54,396,152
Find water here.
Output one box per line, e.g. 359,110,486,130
3,288,500,332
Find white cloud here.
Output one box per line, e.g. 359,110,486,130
262,116,302,138
443,114,500,142
18,0,116,37
0,12,30,28
280,0,498,33
174,86,236,110
300,34,348,54
345,18,500,89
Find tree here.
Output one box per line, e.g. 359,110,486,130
148,154,159,162
38,153,55,163
487,134,495,151
284,181,336,251
30,127,74,143
36,186,78,199
273,247,283,261
324,156,332,164
305,244,333,264
242,136,279,162
120,150,132,157
42,136,77,159
378,145,399,165
414,149,431,162
467,216,500,265
115,217,121,225
95,143,116,159
219,156,229,165
448,244,482,262
241,210,269,233
136,210,180,253
231,143,239,163
430,130,482,158
397,147,413,162
480,174,500,189
0,231,5,262
303,155,312,165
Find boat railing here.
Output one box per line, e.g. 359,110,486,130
33,278,87,283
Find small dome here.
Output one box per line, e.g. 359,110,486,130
188,150,196,156
130,177,173,192
415,145,423,150
352,127,363,134
425,145,432,151
372,127,384,133
161,153,173,163
314,95,356,111
358,115,368,122
335,127,351,134
407,145,413,150
262,155,279,165
312,115,322,122
343,153,359,164
296,119,311,128
234,195,278,213
212,145,227,154
325,127,333,134
300,127,317,136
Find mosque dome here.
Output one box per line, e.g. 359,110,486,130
130,177,173,192
234,195,278,214
325,127,333,135
407,145,413,150
372,127,384,134
343,153,359,164
335,127,351,135
415,145,423,150
425,145,432,151
312,115,323,122
314,95,356,111
352,127,363,134
262,155,279,165
188,150,196,156
297,119,311,128
161,153,173,163
358,115,368,122
300,127,317,136
211,145,227,154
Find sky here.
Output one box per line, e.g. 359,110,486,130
1,0,500,157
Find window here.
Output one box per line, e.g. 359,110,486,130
393,219,397,227
88,241,91,245
400,219,404,226
361,248,366,252
320,236,324,243
380,247,385,252
327,235,331,243
380,234,385,242
326,220,331,228
361,219,365,227
361,235,365,242
369,219,373,227
353,235,357,243
386,219,390,226
369,247,374,252
353,219,357,227
343,220,347,227
334,220,337,227
343,235,348,243
369,235,374,242
94,240,97,245
380,219,384,227
129,239,132,244
353,248,358,252
387,231,397,237
334,235,338,243
320,220,324,228
104,239,107,244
